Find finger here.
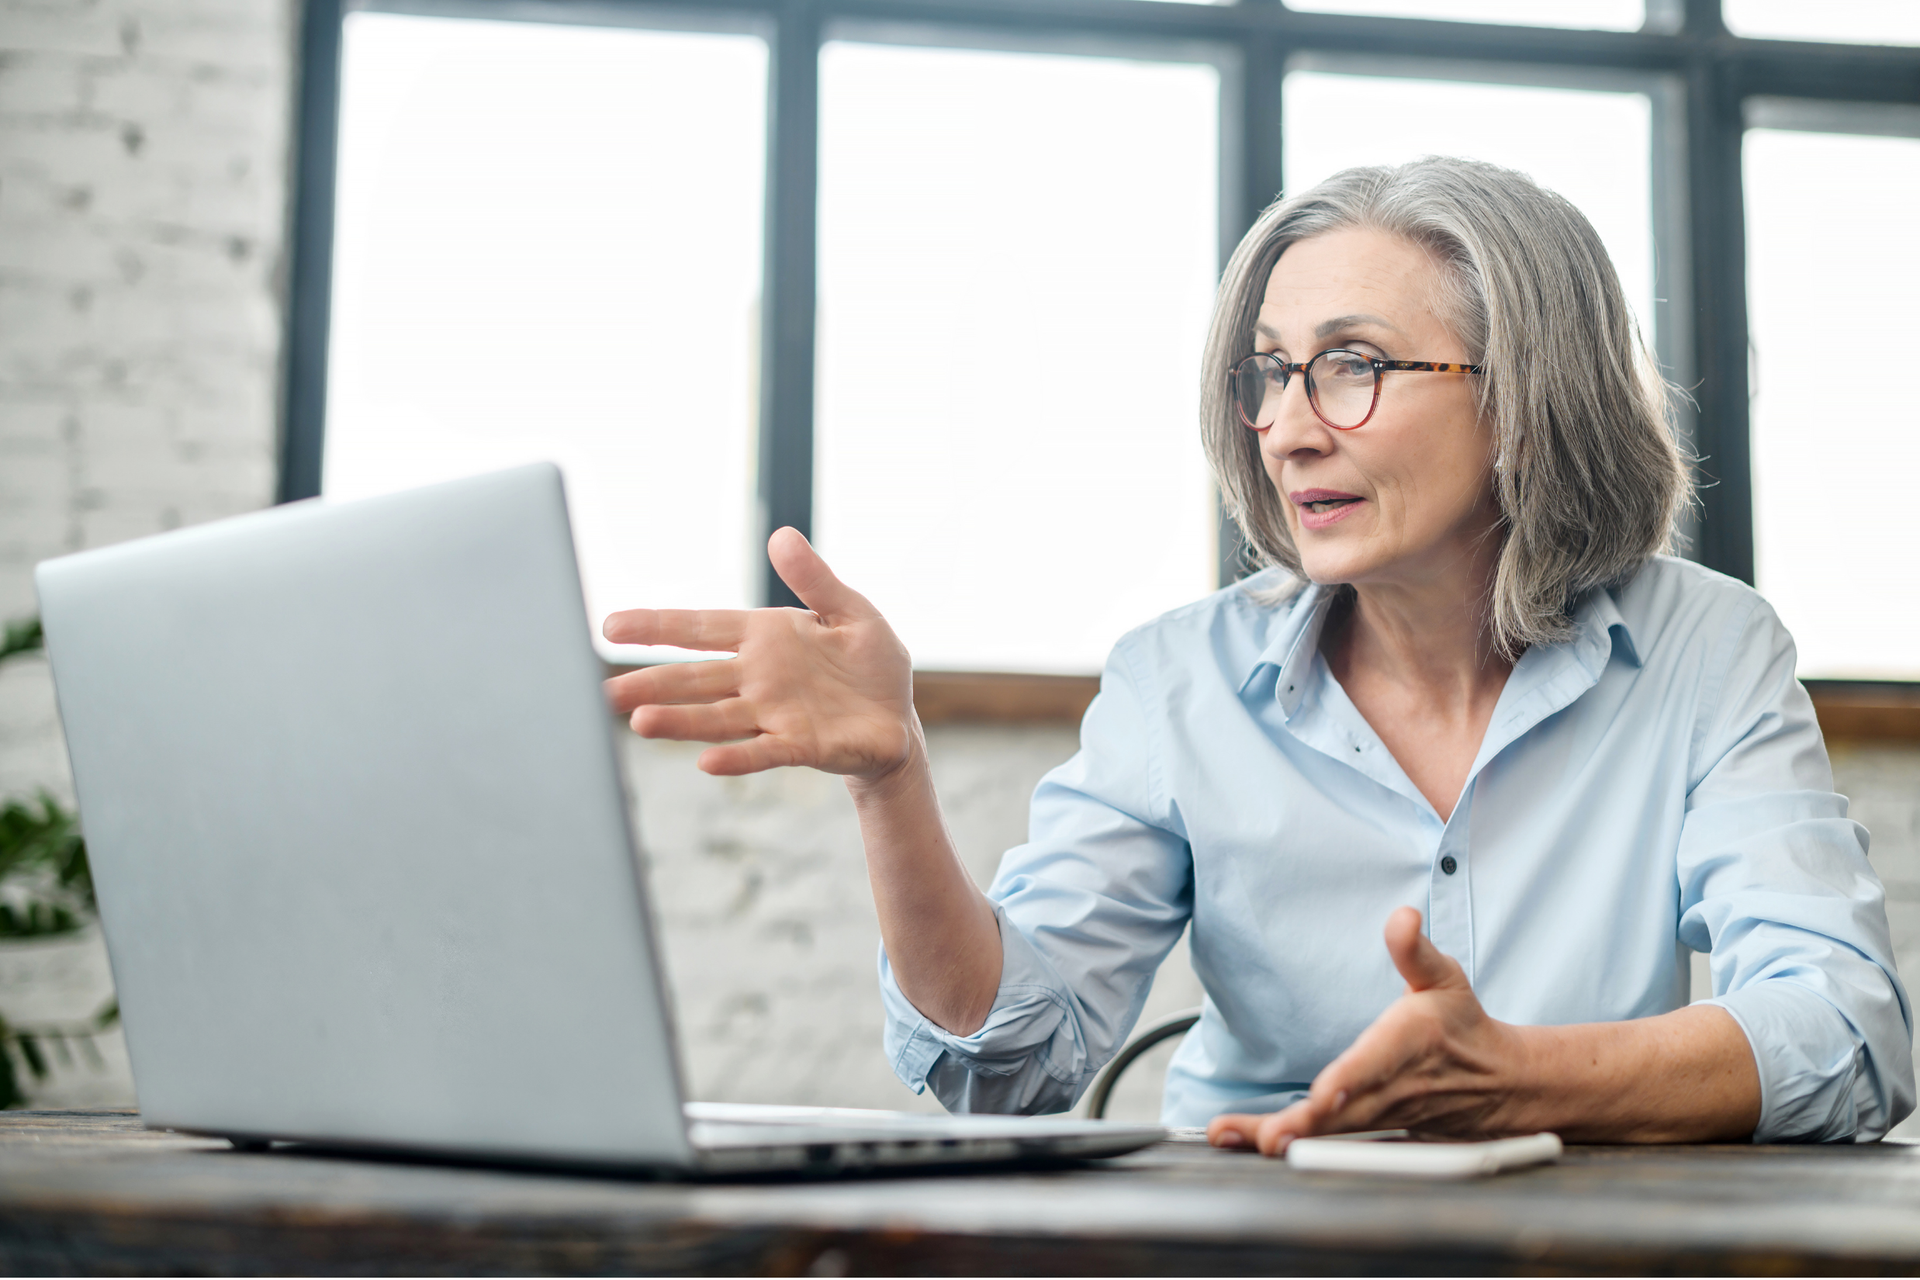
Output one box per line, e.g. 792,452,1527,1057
605,660,739,713
767,528,881,625
1304,1062,1405,1135
696,736,808,777
1253,1098,1324,1157
1384,906,1467,993
1296,1000,1430,1131
629,698,758,742
1207,1113,1265,1150
602,608,748,652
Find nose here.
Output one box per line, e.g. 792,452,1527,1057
1258,368,1334,463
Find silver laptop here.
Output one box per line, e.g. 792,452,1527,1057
34,463,1163,1174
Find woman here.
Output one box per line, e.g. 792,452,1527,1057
604,157,1912,1149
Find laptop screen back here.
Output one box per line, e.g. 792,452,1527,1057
35,464,693,1166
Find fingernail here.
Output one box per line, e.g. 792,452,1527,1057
1333,1090,1349,1111
1216,1130,1244,1147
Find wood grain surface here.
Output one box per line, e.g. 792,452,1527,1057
5,1111,1920,1275
1806,682,1920,744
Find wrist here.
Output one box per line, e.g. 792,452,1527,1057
844,718,930,806
1491,1021,1561,1134
1495,1020,1643,1139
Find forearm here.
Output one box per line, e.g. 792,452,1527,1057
1213,914,1769,1155
847,729,1002,1036
1507,1004,1761,1142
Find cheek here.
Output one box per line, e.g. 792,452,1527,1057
1357,440,1487,542
1388,408,1491,519
1384,466,1457,532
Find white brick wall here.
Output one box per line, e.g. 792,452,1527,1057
1833,745,1920,1140
0,0,290,1108
0,0,286,630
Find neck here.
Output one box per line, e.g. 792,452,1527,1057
1325,532,1512,712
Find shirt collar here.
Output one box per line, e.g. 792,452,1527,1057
1238,579,1639,713
1239,580,1337,719
1570,582,1642,674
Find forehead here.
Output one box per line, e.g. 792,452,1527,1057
1259,227,1445,328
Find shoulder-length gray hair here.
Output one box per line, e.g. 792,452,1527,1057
1201,156,1690,658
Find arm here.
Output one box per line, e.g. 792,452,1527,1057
603,527,1000,1035
1208,907,1759,1154
1212,594,1912,1154
1676,596,1912,1142
846,738,1002,1035
881,637,1194,1114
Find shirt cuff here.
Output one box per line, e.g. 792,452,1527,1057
1705,981,1885,1142
879,902,1092,1109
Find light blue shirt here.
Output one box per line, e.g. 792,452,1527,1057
879,557,1914,1141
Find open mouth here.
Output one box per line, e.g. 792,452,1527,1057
1290,488,1365,529
1290,488,1363,512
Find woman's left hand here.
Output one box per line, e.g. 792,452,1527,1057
1207,906,1534,1155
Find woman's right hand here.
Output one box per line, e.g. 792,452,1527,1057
602,527,918,780
610,526,1001,1034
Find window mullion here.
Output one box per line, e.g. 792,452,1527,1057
280,0,347,505
1684,52,1754,584
1216,27,1286,588
759,0,823,608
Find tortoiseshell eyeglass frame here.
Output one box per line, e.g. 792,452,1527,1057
1230,348,1486,432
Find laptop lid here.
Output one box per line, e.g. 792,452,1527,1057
36,464,695,1167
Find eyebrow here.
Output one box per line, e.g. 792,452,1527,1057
1315,313,1402,341
1254,314,1404,345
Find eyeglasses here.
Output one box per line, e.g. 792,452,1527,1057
1231,349,1484,432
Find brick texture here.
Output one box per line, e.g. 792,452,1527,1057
0,0,286,630
0,0,289,1109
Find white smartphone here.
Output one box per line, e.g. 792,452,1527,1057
1285,1132,1563,1178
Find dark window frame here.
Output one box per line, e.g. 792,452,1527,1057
281,0,1920,616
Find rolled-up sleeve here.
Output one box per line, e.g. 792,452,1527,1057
879,637,1194,1115
1677,596,1915,1142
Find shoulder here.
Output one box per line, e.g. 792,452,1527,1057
1611,555,1782,663
1608,559,1803,740
1107,567,1312,689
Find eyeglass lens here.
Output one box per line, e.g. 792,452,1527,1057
1234,351,1378,430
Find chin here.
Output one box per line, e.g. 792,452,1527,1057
1294,548,1374,587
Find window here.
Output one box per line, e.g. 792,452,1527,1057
1745,107,1920,679
324,13,766,659
1723,1,1920,46
815,41,1221,672
286,2,1920,691
1284,0,1644,31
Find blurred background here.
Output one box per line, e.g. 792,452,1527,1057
1,0,1917,1127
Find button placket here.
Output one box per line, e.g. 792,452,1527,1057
1426,788,1475,984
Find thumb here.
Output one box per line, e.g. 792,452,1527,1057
767,527,877,623
1384,906,1466,993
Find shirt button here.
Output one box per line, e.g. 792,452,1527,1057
1440,855,1458,875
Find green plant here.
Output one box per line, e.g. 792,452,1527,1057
0,793,95,937
0,614,118,1108
0,617,42,665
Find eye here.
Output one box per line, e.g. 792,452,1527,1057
1320,351,1373,381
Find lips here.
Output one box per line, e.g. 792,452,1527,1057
1289,488,1365,531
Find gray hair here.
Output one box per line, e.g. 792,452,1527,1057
1201,156,1691,658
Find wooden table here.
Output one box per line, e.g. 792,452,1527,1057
4,1111,1920,1275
